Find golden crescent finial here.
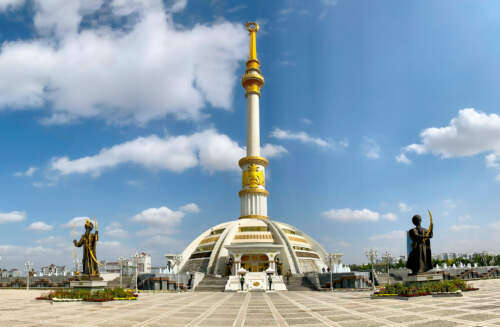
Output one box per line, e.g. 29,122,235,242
246,22,259,33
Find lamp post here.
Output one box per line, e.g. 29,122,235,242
175,255,182,293
118,256,126,289
327,253,335,292
365,249,377,292
165,254,182,293
133,252,140,293
382,251,392,284
24,261,33,291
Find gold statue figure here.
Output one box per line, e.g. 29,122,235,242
73,218,101,277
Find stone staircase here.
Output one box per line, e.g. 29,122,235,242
107,275,135,288
194,275,228,292
286,275,319,291
375,273,397,285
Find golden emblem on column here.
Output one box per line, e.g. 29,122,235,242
242,163,265,188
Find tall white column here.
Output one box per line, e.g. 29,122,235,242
247,94,260,157
239,22,268,220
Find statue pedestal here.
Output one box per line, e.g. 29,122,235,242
70,275,108,291
403,272,443,286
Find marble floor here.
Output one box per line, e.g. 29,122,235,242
1,279,500,326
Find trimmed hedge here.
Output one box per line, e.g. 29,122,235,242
37,288,137,301
377,280,472,296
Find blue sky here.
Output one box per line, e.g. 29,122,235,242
0,0,499,269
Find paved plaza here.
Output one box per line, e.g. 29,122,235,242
1,279,500,326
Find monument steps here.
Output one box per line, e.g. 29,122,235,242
195,276,228,292
286,276,319,291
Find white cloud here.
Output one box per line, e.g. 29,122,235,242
490,221,500,230
486,153,499,168
322,208,379,222
142,235,182,248
369,230,405,241
0,0,24,11
261,144,288,158
398,109,500,180
450,224,480,232
180,203,200,214
35,235,66,245
362,137,381,159
104,222,128,238
395,153,411,164
319,0,338,19
50,129,285,176
270,128,347,149
458,214,471,222
132,206,184,228
321,0,338,6
338,241,351,248
443,199,457,209
300,118,312,125
127,180,141,187
322,208,397,223
381,213,397,221
0,0,247,125
62,216,90,228
26,221,53,231
99,240,121,248
0,244,55,256
0,211,26,223
398,202,411,212
14,166,38,177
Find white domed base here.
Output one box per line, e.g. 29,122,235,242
178,218,328,275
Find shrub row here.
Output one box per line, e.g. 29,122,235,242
377,280,473,296
37,288,137,301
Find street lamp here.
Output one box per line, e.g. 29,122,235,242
365,249,378,292
327,253,336,292
118,256,126,289
165,254,182,293
24,261,34,291
133,252,140,293
382,251,392,284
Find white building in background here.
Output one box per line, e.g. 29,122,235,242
129,252,151,274
103,261,121,274
39,264,68,277
9,268,22,277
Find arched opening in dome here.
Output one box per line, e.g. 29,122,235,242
241,254,269,272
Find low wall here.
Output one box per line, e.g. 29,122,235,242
318,272,372,289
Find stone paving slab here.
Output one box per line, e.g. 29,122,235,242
2,279,500,326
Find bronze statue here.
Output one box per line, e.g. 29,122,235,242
73,219,100,276
406,210,434,274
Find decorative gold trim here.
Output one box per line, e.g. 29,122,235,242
242,22,264,96
288,236,309,244
239,214,269,220
242,163,265,188
239,156,268,168
238,188,269,197
233,233,273,240
199,236,220,245
296,251,320,259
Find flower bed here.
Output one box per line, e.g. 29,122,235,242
432,291,463,297
113,297,137,301
375,279,477,298
398,292,431,297
36,288,138,302
52,298,84,302
463,287,479,292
